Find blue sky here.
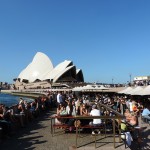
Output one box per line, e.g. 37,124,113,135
0,0,150,84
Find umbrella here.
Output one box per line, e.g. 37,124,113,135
137,85,150,95
118,87,134,94
82,84,109,92
126,86,143,95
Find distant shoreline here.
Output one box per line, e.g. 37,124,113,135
1,90,46,99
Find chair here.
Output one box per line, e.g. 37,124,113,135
120,122,133,149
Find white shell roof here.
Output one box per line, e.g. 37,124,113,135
53,65,75,82
18,52,54,82
18,52,82,83
44,60,72,80
76,69,81,74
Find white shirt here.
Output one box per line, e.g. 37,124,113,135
57,93,62,103
129,102,133,112
90,109,102,124
66,106,70,115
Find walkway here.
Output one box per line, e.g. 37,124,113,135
1,110,150,150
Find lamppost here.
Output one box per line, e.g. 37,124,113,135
129,73,132,86
50,79,53,89
112,78,114,84
112,77,114,87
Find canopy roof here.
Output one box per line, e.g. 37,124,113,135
118,87,134,94
136,85,150,95
118,85,150,95
72,84,109,92
126,86,144,95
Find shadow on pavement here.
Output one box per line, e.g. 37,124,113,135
0,110,52,150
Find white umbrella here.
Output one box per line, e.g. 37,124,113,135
82,85,95,91
126,86,143,95
118,87,134,94
82,84,109,92
72,86,83,91
137,85,150,95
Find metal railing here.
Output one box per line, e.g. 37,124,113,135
74,115,123,148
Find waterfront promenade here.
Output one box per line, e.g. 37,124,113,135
1,109,150,150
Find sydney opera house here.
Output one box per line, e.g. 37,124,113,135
14,52,84,90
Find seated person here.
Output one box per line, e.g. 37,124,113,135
142,105,150,122
0,105,13,137
59,105,67,116
1,105,16,123
11,105,25,128
66,100,77,131
124,109,131,119
56,103,67,116
30,101,37,117
52,103,67,125
132,102,139,116
75,98,81,115
121,119,128,132
120,119,133,146
80,104,88,116
104,110,110,116
80,104,90,125
90,105,102,134
103,110,112,129
126,112,138,127
58,105,68,124
119,111,138,135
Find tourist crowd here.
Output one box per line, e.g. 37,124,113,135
0,95,51,141
0,90,150,142
51,91,150,134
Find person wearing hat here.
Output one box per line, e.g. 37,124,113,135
89,104,102,134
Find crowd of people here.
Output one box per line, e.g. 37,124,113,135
0,95,51,140
49,91,150,147
52,91,150,135
0,90,150,143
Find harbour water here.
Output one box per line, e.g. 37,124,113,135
0,93,34,107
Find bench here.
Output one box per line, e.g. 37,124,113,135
50,115,75,136
52,123,106,136
50,115,125,149
52,124,75,136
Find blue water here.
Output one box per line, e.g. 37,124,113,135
0,93,34,107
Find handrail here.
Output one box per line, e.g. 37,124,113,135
50,114,124,148
75,115,123,119
98,103,124,117
74,115,123,148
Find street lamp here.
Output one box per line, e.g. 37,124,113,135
129,74,132,86
112,77,114,87
112,78,114,84
50,79,53,89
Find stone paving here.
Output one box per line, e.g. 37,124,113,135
0,110,150,150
